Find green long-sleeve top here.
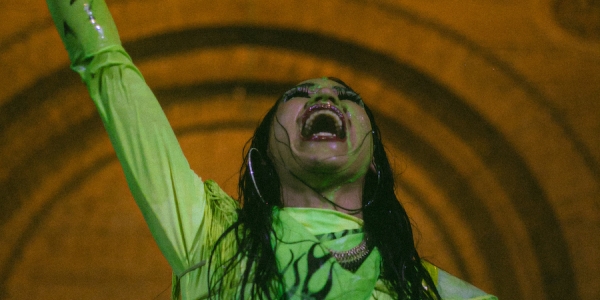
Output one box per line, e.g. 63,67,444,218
78,45,496,299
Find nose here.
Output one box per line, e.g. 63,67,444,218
308,87,340,106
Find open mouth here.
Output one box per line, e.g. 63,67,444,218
301,104,346,141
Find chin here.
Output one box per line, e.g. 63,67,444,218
290,143,349,167
305,156,349,173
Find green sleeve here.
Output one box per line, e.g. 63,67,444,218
88,49,208,276
46,0,213,277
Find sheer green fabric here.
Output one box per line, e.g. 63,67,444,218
272,208,383,299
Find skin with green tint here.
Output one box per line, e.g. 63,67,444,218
269,78,374,216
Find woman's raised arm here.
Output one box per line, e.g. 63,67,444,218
46,0,211,277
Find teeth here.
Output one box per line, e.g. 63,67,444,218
304,110,343,134
314,132,335,137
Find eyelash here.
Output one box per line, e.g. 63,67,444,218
282,86,310,102
334,87,364,106
281,85,364,107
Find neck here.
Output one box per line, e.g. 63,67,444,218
279,174,366,219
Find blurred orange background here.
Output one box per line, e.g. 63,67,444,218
1,0,599,299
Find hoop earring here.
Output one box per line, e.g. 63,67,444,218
363,162,381,208
248,148,268,205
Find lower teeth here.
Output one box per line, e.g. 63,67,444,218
314,132,334,137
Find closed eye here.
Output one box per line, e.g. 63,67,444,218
334,87,364,107
281,84,312,102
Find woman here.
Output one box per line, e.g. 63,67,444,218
46,0,497,299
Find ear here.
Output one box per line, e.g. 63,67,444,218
369,157,377,173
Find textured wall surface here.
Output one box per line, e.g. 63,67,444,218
1,0,599,299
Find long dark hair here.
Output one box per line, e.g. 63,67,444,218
208,79,441,299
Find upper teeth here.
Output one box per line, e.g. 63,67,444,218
304,110,343,134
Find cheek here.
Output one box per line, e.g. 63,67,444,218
271,112,294,144
357,114,372,132
274,101,305,133
277,99,305,116
347,107,372,134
